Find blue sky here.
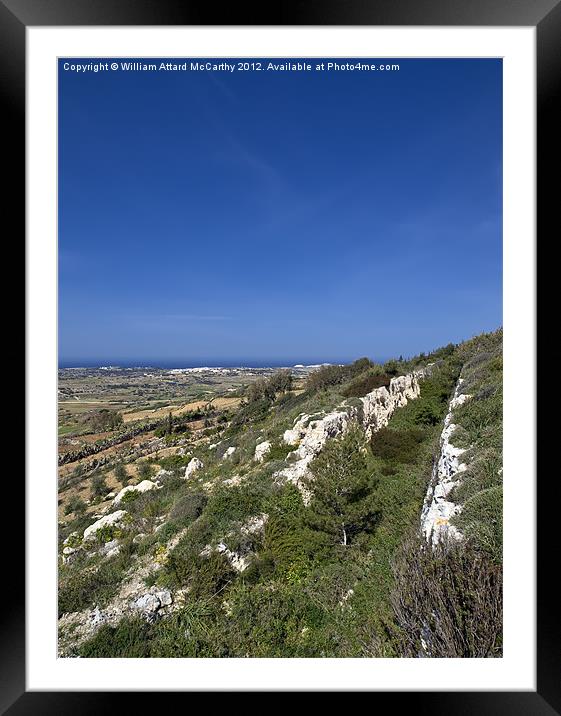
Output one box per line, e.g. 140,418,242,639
59,58,502,365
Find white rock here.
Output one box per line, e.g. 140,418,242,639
216,542,249,572
240,513,268,536
338,588,354,608
100,538,120,555
154,468,173,483
254,440,272,462
113,480,159,505
62,546,81,564
223,474,245,487
420,378,470,545
89,606,106,628
133,593,161,613
275,366,433,499
283,414,314,445
63,531,80,547
222,446,236,459
361,369,429,439
276,409,358,497
83,510,128,543
154,589,172,607
183,457,204,479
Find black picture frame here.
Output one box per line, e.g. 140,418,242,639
7,0,558,710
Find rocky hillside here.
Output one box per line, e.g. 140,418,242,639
58,330,503,658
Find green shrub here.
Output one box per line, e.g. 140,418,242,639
125,488,173,521
453,486,503,562
80,409,124,433
64,495,87,516
230,397,271,429
113,463,129,486
370,427,426,464
169,493,208,525
204,483,266,531
119,490,141,506
59,556,129,616
167,549,235,598
156,454,190,471
78,617,152,657
391,537,502,657
305,364,347,393
138,462,155,481
90,473,108,498
264,441,293,462
306,426,380,547
342,371,392,398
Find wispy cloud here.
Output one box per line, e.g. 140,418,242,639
123,313,232,330
161,314,231,321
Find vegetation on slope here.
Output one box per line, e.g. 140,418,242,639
59,331,503,658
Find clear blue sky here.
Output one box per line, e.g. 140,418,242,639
59,58,502,366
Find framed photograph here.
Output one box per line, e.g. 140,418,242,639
7,0,557,709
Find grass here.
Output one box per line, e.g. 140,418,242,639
58,542,136,617
450,329,503,562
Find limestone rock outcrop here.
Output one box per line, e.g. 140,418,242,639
200,513,268,573
254,440,272,463
183,457,204,479
83,509,128,543
154,468,174,483
132,588,173,620
222,446,236,460
113,479,160,505
361,370,428,439
275,366,432,495
420,379,470,545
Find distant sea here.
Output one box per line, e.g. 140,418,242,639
58,357,385,369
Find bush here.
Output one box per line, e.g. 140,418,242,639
263,515,311,584
90,473,108,498
264,441,293,462
230,397,271,429
411,400,442,426
342,371,392,398
169,493,208,525
78,617,152,658
80,409,124,433
305,358,376,394
138,461,155,481
64,495,87,516
305,364,347,393
370,427,426,465
391,537,502,657
453,486,503,562
156,455,190,472
167,549,235,599
204,483,265,530
113,463,129,486
125,488,172,522
59,555,129,616
383,360,401,377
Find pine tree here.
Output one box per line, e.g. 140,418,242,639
305,425,379,546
